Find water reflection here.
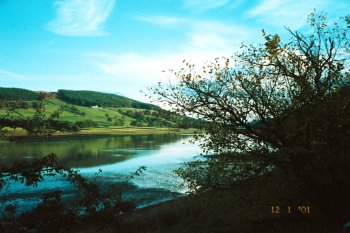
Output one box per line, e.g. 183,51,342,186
0,134,202,210
0,134,192,168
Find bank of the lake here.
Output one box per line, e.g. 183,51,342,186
1,126,197,140
68,169,341,233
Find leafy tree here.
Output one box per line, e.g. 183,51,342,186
75,120,98,128
130,120,138,127
31,101,39,109
105,113,113,123
114,118,124,126
151,12,350,219
144,109,152,115
2,93,66,136
66,105,85,116
20,101,29,109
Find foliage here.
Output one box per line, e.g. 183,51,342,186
57,89,160,110
2,93,66,136
114,118,125,126
130,120,138,127
0,89,191,131
0,87,39,101
152,12,350,219
125,166,147,182
75,119,99,128
0,94,113,134
65,105,86,116
120,109,180,128
0,95,141,232
0,154,135,233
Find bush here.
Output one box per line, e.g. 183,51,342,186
130,121,138,127
75,120,98,128
114,119,124,126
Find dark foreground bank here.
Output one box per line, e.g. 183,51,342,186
65,170,346,233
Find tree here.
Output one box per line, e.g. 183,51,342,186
130,120,138,127
20,101,29,109
105,113,113,123
151,12,350,219
3,93,66,136
114,118,124,126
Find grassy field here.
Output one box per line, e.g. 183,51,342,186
0,98,189,137
1,126,196,138
0,99,134,126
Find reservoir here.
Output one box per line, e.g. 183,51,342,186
0,134,201,211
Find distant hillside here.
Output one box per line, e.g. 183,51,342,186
0,87,39,101
57,89,160,110
0,88,194,133
0,87,160,110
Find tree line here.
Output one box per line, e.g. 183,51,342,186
0,87,39,101
57,89,159,110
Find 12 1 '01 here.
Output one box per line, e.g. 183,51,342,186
271,205,311,214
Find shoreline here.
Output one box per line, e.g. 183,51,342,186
0,177,184,215
1,127,196,142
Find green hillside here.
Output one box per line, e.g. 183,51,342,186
0,88,188,135
57,89,160,110
0,87,39,101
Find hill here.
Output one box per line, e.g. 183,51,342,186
57,89,160,110
0,87,39,101
0,87,189,135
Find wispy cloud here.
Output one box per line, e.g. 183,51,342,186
91,48,241,101
183,0,230,10
247,0,328,29
135,16,183,27
186,20,255,51
136,15,256,52
0,68,30,80
46,0,115,37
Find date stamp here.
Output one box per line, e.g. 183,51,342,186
271,205,311,214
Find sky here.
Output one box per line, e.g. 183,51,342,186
0,0,349,102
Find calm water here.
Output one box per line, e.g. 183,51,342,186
0,134,201,210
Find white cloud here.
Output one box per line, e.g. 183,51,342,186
93,51,221,86
136,15,256,52
186,20,256,51
90,49,241,102
0,68,30,80
93,16,258,101
183,0,230,10
247,0,328,29
94,18,256,80
46,0,115,36
135,16,183,27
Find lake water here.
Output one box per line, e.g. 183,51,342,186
0,134,202,211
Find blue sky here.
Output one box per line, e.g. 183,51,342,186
0,0,349,102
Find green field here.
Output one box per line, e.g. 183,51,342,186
0,88,191,136
1,99,131,126
0,89,192,137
